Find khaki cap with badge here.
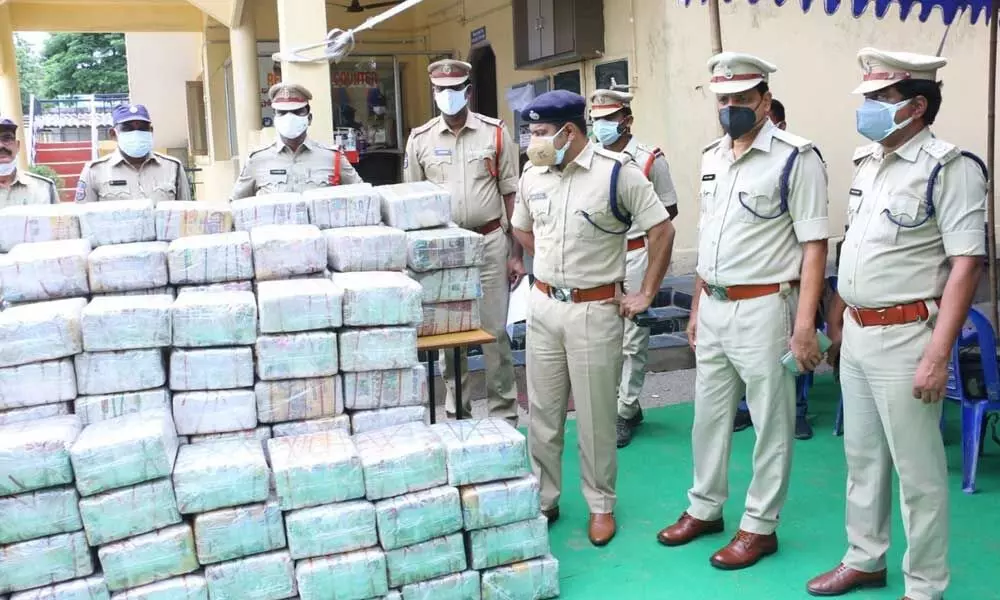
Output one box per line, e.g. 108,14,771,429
427,59,471,86
269,83,312,111
706,52,777,94
589,89,633,119
852,48,947,95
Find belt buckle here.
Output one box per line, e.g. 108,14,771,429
551,287,573,303
706,285,729,301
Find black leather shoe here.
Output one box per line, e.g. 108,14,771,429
795,415,814,440
616,407,644,448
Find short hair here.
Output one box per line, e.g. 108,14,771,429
770,99,785,122
558,117,588,136
754,81,770,96
892,79,943,126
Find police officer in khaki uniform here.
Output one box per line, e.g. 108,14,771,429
656,53,829,569
511,90,674,546
0,117,57,207
807,49,984,600
231,83,363,200
404,59,521,424
75,104,191,203
588,89,679,448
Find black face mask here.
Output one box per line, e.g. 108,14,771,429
719,102,763,140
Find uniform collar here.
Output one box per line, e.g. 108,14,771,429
436,112,479,134
111,148,158,166
10,168,31,187
721,118,778,156
544,141,595,173
623,136,640,156
276,137,316,154
881,126,932,163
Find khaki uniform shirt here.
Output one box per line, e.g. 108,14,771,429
0,170,58,208
403,112,518,229
838,127,986,308
230,138,362,201
697,120,829,286
511,143,670,290
623,137,677,240
75,150,191,204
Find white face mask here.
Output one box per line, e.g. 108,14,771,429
117,130,154,158
275,113,310,139
435,87,469,116
0,161,15,176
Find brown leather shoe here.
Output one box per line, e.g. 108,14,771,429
588,512,616,546
656,512,725,546
806,563,887,596
709,529,778,570
542,506,560,524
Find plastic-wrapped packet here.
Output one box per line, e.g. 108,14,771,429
76,200,156,246
0,298,86,368
324,225,406,272
466,515,549,570
256,278,343,334
400,571,480,600
342,366,425,410
0,203,81,252
254,376,341,423
10,575,110,600
294,548,387,600
350,406,426,435
0,358,77,410
0,531,93,594
204,550,297,600
384,533,466,589
267,429,364,510
231,193,309,231
331,272,422,327
171,291,257,348
407,267,482,303
271,416,349,438
70,409,178,497
353,422,447,501
78,478,181,546
251,224,326,281
87,242,169,293
155,201,233,241
108,574,206,600
430,418,530,486
338,327,418,372
480,556,560,600
74,349,167,396
382,593,402,600
189,425,272,463
0,402,72,426
405,227,485,272
378,182,451,232
169,348,254,391
178,281,252,295
0,239,91,303
255,332,338,381
82,295,173,352
0,415,81,496
375,486,462,551
417,301,481,336
460,475,541,531
95,287,175,299
285,499,376,560
0,486,81,545
193,499,286,565
303,182,380,229
172,440,270,514
166,232,253,285
74,388,170,426
98,524,198,592
172,390,257,435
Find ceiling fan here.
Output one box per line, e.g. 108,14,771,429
329,0,404,12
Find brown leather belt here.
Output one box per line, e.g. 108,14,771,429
627,237,646,252
535,280,619,303
702,281,799,302
473,218,502,235
849,300,935,327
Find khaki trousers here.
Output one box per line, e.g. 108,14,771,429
687,288,797,535
443,227,518,421
526,286,623,513
618,246,650,419
839,315,948,600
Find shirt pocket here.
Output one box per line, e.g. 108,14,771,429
150,182,177,204
259,170,289,193
847,190,864,227
871,193,924,245
424,156,452,185
306,167,334,188
97,181,132,201
735,183,782,224
468,148,495,180
572,196,627,241
698,179,718,231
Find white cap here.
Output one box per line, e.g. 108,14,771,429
853,48,947,95
707,52,777,94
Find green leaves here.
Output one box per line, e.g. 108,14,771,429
39,33,128,98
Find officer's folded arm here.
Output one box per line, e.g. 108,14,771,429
624,169,675,311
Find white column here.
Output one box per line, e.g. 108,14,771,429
276,0,333,145
0,4,27,171
229,6,261,162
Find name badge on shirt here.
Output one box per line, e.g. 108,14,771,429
529,193,547,201
270,169,287,175
433,148,452,157
109,180,127,186
849,188,863,196
702,174,716,181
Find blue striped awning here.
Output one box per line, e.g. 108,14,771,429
681,0,993,24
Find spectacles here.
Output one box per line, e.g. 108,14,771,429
0,133,16,143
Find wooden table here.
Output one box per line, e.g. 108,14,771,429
417,328,497,424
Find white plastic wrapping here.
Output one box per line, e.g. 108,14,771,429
0,486,81,545
460,475,541,531
0,531,93,594
178,281,252,295
0,415,81,496
169,348,254,391
189,425,272,463
303,183,381,229
81,295,173,351
171,291,257,348
342,366,425,410
98,524,198,592
338,327,418,372
109,574,206,600
70,409,178,496
255,332,338,381
354,422,447,501
231,193,309,231
267,430,364,510
400,571,480,600
324,226,407,272
250,225,326,281
78,478,181,546
193,499,286,565
172,440,270,514
378,182,451,232
87,242,169,293
331,272,422,327
172,390,257,435
375,486,462,551
0,298,86,368
0,402,71,426
467,516,549,570
256,279,343,334
430,418,530,486
76,200,156,246
95,287,175,299
480,556,560,600
417,301,481,336
155,201,234,241
294,548,387,600
254,376,341,423
74,349,167,396
271,416,349,438
204,550,297,600
166,232,254,285
384,533,466,589
285,500,377,560
10,575,110,600
405,227,485,272
0,358,76,410
408,267,482,303
0,239,91,303
351,406,427,435
0,204,81,252
74,388,170,426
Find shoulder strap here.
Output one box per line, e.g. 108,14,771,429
642,148,662,179
486,121,504,179
609,159,633,227
331,149,342,186
778,146,824,215
925,150,988,219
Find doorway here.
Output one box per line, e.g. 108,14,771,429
468,44,498,118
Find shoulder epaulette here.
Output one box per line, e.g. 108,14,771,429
771,128,813,152
87,154,113,167
702,138,723,153
853,143,878,164
475,113,504,128
247,143,274,160
410,118,439,138
594,146,630,165
922,137,960,163
23,171,54,186
154,152,184,167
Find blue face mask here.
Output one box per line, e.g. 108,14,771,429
117,130,153,158
856,98,913,142
592,119,623,146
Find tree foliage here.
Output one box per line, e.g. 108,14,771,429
14,35,42,111
39,33,128,97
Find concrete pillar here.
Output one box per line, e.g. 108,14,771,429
0,4,27,172
276,0,333,145
230,7,261,162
